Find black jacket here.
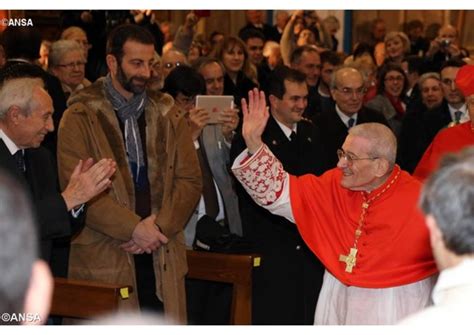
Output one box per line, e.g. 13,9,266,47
0,140,85,275
230,116,327,325
313,105,390,169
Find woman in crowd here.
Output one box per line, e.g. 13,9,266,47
212,36,257,105
375,31,411,66
48,40,91,99
365,62,409,136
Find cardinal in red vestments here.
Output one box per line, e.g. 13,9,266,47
232,87,438,325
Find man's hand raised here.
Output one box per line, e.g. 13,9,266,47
241,88,269,154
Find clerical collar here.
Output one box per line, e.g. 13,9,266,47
273,117,297,140
335,105,358,127
448,103,469,123
318,84,331,98
0,129,21,155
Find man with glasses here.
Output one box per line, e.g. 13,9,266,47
161,48,187,79
48,40,91,100
231,88,437,324
231,67,327,325
313,66,389,169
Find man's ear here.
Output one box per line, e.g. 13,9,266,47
6,106,23,125
106,54,118,75
374,158,390,177
22,260,53,325
425,214,443,249
268,94,278,110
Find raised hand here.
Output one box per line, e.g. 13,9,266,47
241,88,269,153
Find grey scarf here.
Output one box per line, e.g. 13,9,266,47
104,74,146,184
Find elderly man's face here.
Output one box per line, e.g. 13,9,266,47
14,88,54,149
147,56,163,92
440,66,464,106
421,78,444,110
51,49,86,89
199,62,224,96
331,69,365,116
337,134,381,191
161,50,187,78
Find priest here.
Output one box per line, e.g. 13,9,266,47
414,65,474,181
231,88,438,325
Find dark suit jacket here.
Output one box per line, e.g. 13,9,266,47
397,99,452,173
223,72,257,109
230,116,327,325
313,105,390,169
0,139,83,274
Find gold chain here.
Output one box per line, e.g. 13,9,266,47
339,167,401,273
353,167,401,248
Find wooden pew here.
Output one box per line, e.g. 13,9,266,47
51,251,260,324
50,277,133,319
186,250,261,325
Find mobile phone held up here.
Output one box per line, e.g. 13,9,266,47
195,95,234,124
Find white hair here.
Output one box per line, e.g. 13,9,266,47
48,39,85,69
0,78,44,119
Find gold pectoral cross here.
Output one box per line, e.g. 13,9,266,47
339,247,358,273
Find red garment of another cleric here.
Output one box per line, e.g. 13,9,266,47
414,122,474,181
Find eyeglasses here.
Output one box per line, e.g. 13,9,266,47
337,148,378,166
164,61,182,69
57,61,86,70
335,86,366,97
385,75,404,82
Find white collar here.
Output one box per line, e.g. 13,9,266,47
273,116,297,140
448,103,469,122
335,104,358,127
0,129,21,155
432,258,474,305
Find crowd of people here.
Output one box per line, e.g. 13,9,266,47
0,9,473,326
